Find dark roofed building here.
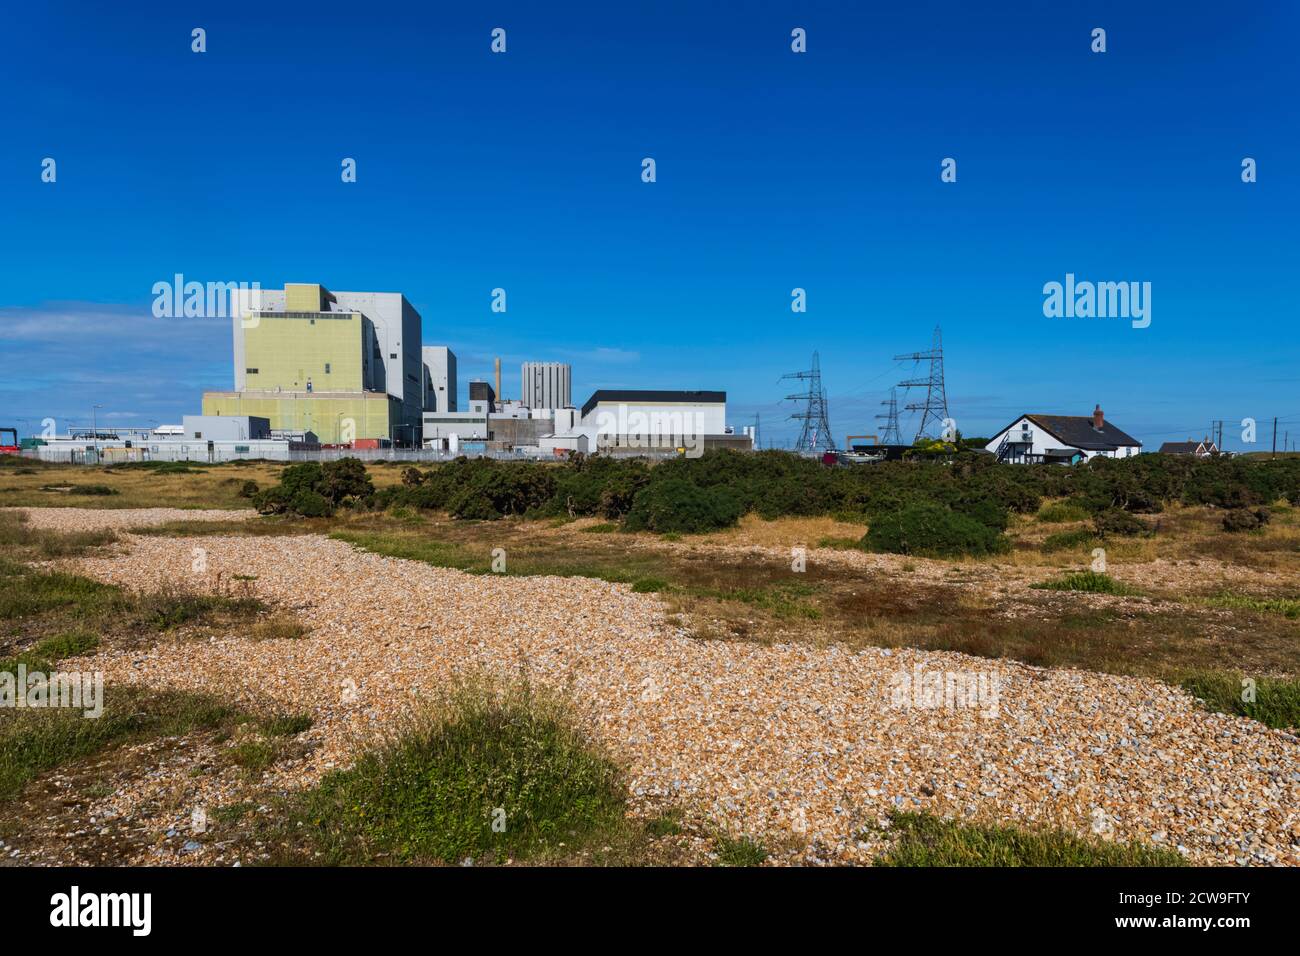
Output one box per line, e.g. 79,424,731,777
580,389,725,419
984,404,1143,464
1158,439,1218,457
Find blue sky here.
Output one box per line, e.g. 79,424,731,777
1,1,1296,449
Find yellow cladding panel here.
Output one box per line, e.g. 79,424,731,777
202,393,398,443
285,283,326,312
244,312,363,392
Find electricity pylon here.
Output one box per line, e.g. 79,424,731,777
876,386,904,445
781,351,835,454
894,326,950,442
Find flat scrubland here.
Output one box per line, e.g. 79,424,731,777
1,453,1296,867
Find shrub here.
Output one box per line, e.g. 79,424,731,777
290,490,334,518
320,457,374,505
1041,528,1095,552
624,479,744,534
1222,507,1269,532
447,464,556,520
237,480,259,498
1037,501,1090,523
279,679,628,864
252,457,369,516
863,502,1008,558
1092,508,1148,538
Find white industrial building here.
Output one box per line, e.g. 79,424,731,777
182,415,271,441
422,346,457,413
521,362,572,410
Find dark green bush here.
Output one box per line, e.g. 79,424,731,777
320,457,374,505
253,457,371,516
1092,508,1148,538
237,480,259,498
290,490,334,518
1222,507,1270,532
624,478,744,534
863,502,1009,557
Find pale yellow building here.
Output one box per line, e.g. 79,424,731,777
203,282,423,444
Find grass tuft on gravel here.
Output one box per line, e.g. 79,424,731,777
713,832,768,866
271,678,631,865
0,686,240,802
1199,593,1300,620
1030,571,1139,596
873,811,1187,867
0,631,99,676
1181,672,1300,730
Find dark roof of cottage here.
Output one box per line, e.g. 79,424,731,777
1159,441,1202,454
997,414,1143,451
580,389,726,418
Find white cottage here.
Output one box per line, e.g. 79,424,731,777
985,405,1142,464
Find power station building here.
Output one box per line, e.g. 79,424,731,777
202,283,426,444
422,346,457,414
521,362,571,410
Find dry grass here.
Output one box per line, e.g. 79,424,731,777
0,459,410,511
246,613,310,642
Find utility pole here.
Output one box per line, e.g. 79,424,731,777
1272,417,1278,459
894,325,950,443
780,352,835,454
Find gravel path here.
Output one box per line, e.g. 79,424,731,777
7,507,253,531
63,531,1300,866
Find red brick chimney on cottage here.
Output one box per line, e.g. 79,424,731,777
1092,404,1105,430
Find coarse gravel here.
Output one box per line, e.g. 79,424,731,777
52,529,1300,867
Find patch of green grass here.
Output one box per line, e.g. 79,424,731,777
645,813,684,838
228,739,279,772
261,713,313,737
1181,672,1300,730
0,631,99,675
0,512,119,560
1200,593,1300,620
1037,502,1091,523
211,802,257,824
37,483,119,496
631,577,669,593
873,811,1186,867
134,587,264,630
330,531,479,572
0,567,124,620
1030,571,1139,596
713,832,768,866
707,582,822,619
0,687,239,801
1041,529,1096,553
272,678,630,865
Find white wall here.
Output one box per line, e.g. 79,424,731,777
985,417,1141,462
581,401,726,436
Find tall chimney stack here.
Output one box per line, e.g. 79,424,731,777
495,357,502,401
1092,404,1104,430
